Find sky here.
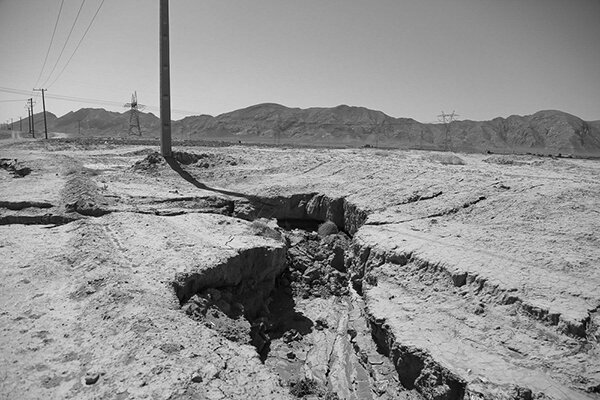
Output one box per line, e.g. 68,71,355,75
1,0,599,125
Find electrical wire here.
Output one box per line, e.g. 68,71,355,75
33,0,65,89
41,0,87,88
0,99,29,103
48,0,106,89
0,87,199,116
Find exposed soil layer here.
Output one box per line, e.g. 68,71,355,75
1,141,599,400
178,223,424,399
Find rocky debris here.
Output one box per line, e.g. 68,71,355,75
132,152,165,171
289,377,339,399
182,287,255,344
0,158,31,177
132,151,240,172
285,229,351,298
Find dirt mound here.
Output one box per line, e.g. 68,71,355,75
174,151,240,168
132,151,241,172
131,152,166,171
120,148,156,157
483,155,527,166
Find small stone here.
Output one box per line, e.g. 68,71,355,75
84,372,100,385
315,318,328,330
191,375,203,383
282,329,303,343
286,352,296,360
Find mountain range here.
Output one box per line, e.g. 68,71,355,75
16,104,600,156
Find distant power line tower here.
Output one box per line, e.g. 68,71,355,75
437,110,459,151
124,91,145,136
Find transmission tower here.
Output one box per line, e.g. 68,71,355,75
437,110,459,151
124,91,145,136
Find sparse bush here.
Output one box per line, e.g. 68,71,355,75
317,221,338,237
250,219,283,241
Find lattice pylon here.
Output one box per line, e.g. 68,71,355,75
124,91,144,136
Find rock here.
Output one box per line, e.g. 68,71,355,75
84,372,100,385
303,265,322,282
283,329,303,343
315,318,328,330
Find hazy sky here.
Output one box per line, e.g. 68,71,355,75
1,0,599,124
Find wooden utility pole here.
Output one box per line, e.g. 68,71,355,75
33,88,48,139
19,116,22,131
159,0,172,157
25,105,31,134
28,98,35,137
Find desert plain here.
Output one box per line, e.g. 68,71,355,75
1,137,599,400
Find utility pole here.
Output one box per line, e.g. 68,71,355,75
159,0,172,157
33,88,48,139
19,117,22,131
25,105,31,134
437,110,459,152
28,98,35,138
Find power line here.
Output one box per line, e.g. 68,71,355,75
0,86,199,116
33,0,65,88
48,0,106,89
41,0,87,88
0,99,29,103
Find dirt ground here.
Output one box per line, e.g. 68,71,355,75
1,137,599,400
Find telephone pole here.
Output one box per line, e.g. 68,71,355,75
28,98,35,138
159,0,172,157
33,88,48,139
19,116,22,131
437,110,459,151
25,105,31,134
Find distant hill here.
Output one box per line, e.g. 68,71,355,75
19,105,600,156
174,104,600,155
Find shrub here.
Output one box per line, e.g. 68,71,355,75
250,219,283,241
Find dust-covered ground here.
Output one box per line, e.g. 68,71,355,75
1,137,599,400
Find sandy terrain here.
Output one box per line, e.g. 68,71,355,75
1,137,599,400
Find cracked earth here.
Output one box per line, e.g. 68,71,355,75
1,138,599,400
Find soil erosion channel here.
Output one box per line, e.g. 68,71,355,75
176,217,422,400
